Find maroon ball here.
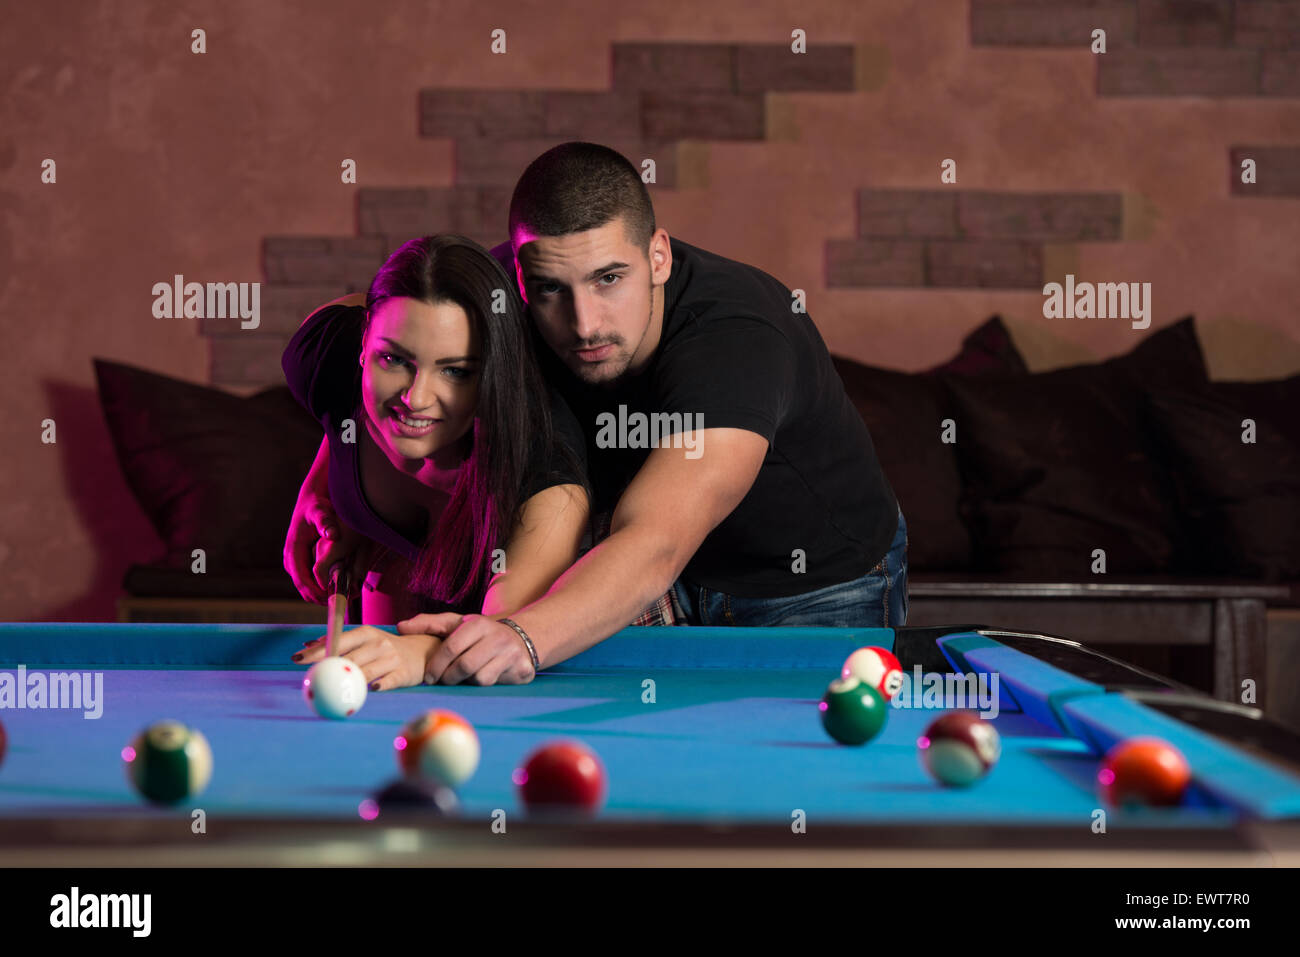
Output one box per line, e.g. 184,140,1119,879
517,741,606,812
919,711,1001,787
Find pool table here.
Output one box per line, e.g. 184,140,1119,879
1,621,1299,866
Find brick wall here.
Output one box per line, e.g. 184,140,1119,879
219,42,857,387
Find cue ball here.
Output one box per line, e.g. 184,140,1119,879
516,741,606,812
919,712,1000,786
124,720,213,805
395,710,480,789
841,646,905,700
303,656,368,720
1099,737,1190,807
819,676,888,745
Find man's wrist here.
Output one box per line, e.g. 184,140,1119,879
498,617,540,672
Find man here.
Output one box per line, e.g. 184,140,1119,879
288,142,905,684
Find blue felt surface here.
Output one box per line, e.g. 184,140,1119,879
0,624,1292,825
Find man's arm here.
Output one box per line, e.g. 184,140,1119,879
509,427,767,666
303,292,366,324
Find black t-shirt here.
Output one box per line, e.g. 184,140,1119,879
497,237,899,598
280,303,588,567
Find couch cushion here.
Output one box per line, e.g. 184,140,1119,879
1211,374,1300,451
1143,384,1300,580
833,316,1028,571
945,317,1209,576
95,359,321,584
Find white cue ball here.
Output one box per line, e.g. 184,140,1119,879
303,656,368,719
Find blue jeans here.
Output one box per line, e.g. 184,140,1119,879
671,510,909,628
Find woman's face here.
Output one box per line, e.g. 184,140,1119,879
360,296,481,471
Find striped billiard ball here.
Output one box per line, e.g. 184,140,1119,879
123,720,213,805
919,712,1000,786
819,676,888,745
395,709,481,789
841,646,905,700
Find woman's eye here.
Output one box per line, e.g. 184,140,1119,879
377,352,407,368
443,366,473,380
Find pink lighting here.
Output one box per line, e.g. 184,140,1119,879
917,736,931,750
358,799,379,821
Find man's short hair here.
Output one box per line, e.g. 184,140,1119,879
508,142,656,254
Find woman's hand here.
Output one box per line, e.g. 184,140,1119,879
283,438,373,603
405,613,537,686
292,625,439,691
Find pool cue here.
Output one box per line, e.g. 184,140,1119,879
326,563,349,658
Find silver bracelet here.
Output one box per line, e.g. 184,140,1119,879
499,617,540,671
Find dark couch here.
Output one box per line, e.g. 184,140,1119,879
95,316,1300,706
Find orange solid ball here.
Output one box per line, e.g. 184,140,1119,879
1099,737,1191,807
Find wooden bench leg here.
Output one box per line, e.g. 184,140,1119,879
1215,598,1267,708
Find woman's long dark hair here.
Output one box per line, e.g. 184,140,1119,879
364,235,582,609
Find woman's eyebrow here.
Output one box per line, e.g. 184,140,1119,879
378,338,478,364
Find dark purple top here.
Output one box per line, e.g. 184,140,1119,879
281,303,587,566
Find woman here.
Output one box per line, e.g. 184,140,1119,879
282,235,590,688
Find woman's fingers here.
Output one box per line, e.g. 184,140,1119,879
396,612,464,637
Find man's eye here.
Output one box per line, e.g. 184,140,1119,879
599,274,620,286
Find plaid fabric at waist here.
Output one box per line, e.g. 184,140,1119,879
592,511,682,627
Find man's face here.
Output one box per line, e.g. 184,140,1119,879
514,219,671,386
359,296,481,472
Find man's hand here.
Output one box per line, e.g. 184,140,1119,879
292,623,444,691
408,614,536,686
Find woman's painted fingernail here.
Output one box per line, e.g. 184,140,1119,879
292,652,303,662
369,682,380,691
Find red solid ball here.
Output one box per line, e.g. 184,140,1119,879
517,741,606,812
1099,737,1190,807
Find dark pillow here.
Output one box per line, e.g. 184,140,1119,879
94,359,321,574
945,317,1209,576
1210,375,1300,452
931,314,1029,377
833,316,1028,570
1143,385,1300,580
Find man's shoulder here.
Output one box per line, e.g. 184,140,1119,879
664,238,794,347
